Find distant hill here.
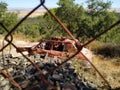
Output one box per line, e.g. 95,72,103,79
110,8,120,13
8,8,46,18
8,8,120,18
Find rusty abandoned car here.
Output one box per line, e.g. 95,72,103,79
16,37,93,64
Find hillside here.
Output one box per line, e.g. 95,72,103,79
8,9,46,18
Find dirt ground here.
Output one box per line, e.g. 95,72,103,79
72,55,120,89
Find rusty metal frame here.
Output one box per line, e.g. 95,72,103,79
0,0,120,89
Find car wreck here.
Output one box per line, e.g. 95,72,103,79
16,37,93,63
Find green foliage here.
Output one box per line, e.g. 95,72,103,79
86,0,112,15
96,43,120,58
17,17,40,39
0,2,18,34
3,12,18,29
100,25,120,43
0,0,120,44
85,0,118,40
116,12,120,19
38,8,63,39
87,40,120,58
56,0,80,34
0,2,7,16
55,0,119,43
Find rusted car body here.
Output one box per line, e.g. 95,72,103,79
16,37,93,62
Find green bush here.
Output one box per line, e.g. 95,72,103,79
96,43,120,58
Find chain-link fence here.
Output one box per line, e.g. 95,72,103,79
0,0,120,89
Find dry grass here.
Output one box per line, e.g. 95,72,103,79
73,41,120,89
0,35,3,38
0,34,29,55
9,9,46,18
93,56,120,88
13,33,29,42
87,41,120,58
72,55,120,89
0,35,120,89
0,34,29,48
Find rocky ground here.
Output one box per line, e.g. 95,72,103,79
0,54,98,90
0,55,97,90
0,38,120,90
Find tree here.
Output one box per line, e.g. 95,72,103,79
56,0,118,40
56,0,80,35
0,2,7,16
0,2,18,34
38,8,62,39
36,0,119,43
0,2,7,34
17,17,40,40
86,0,112,16
85,0,118,42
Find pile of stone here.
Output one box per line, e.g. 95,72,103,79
0,54,97,90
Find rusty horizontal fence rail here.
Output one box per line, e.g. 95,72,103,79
0,0,120,89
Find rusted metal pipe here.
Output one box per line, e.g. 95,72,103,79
7,40,51,86
80,52,111,88
0,23,13,52
0,69,22,90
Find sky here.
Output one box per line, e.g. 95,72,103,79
0,0,120,10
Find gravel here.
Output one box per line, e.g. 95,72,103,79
0,54,97,90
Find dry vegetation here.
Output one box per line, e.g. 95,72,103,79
0,34,29,55
72,56,120,89
72,41,120,89
9,9,46,18
0,35,120,89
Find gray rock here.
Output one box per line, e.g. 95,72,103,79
0,79,9,87
52,74,62,81
21,80,30,88
14,75,25,83
62,83,77,90
88,82,97,89
0,54,98,90
2,84,10,90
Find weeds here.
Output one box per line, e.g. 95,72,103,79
88,41,120,58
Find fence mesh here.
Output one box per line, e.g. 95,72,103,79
0,0,120,89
